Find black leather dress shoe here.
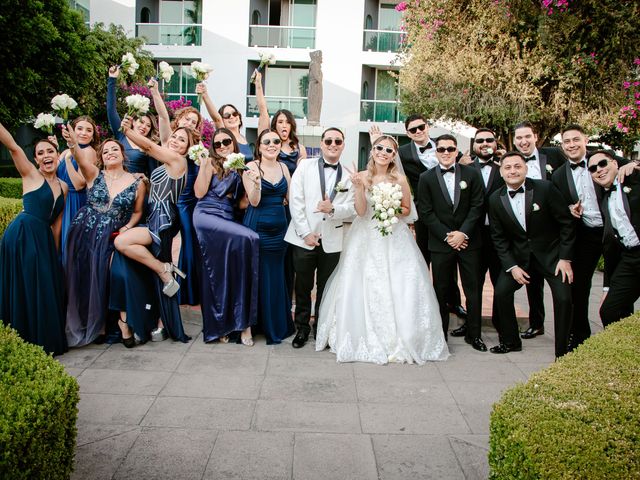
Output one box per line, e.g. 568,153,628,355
292,331,309,349
521,326,545,339
450,324,467,337
490,343,523,354
449,305,468,319
465,337,487,352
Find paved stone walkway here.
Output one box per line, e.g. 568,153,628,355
58,273,611,480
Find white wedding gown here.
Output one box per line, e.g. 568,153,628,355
315,193,449,364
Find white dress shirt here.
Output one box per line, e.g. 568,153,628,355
608,179,640,248
525,148,543,180
415,140,439,170
570,158,603,228
479,160,492,225
507,186,527,231
322,162,338,197
439,164,456,203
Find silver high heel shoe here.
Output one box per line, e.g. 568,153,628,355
161,263,186,297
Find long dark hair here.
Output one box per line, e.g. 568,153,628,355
208,127,239,179
270,109,299,150
254,128,281,166
218,104,243,128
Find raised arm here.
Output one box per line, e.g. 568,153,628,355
254,70,270,134
107,66,122,134
63,125,99,184
243,161,262,207
193,154,214,199
0,122,38,182
196,83,224,128
148,77,172,145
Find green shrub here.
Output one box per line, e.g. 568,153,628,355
0,178,23,199
0,197,23,238
0,324,79,479
489,314,640,479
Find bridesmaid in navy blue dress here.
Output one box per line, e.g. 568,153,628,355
0,123,68,355
243,129,294,344
56,116,99,262
107,66,158,176
193,128,259,345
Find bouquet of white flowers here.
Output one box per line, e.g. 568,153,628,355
370,182,403,236
120,52,140,76
122,94,150,131
34,113,56,135
188,143,209,166
51,94,77,122
250,52,276,83
223,152,248,171
158,61,174,84
190,61,213,103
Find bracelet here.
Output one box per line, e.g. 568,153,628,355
122,225,130,231
67,143,76,149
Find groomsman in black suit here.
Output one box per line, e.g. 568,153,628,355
417,134,487,351
588,151,640,326
488,152,575,357
398,115,467,320
513,121,567,340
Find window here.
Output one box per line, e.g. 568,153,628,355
365,14,373,29
141,7,151,23
67,0,89,23
360,70,403,123
362,81,369,100
289,0,317,27
252,9,261,24
375,70,398,101
159,0,201,24
138,0,202,45
247,65,310,118
379,3,402,30
158,61,200,109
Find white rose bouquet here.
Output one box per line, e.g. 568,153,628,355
188,143,209,166
190,61,213,103
158,61,175,84
122,94,150,131
120,52,140,76
34,113,56,135
370,182,403,236
251,52,276,83
223,153,248,171
51,94,77,122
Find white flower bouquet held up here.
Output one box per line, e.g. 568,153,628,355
158,61,174,84
190,61,213,103
370,182,403,236
223,153,248,171
120,52,140,76
251,52,276,83
51,94,77,123
188,143,209,166
121,94,150,131
34,113,56,135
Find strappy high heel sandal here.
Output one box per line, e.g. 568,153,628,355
118,318,135,348
161,263,186,297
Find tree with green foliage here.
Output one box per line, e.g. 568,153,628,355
397,0,640,152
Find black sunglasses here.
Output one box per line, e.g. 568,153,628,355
323,138,343,146
475,137,495,144
436,146,457,153
213,138,233,149
261,138,282,146
374,144,395,154
222,111,239,119
587,158,609,173
407,123,427,134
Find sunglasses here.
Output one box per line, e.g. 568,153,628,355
374,144,395,154
436,146,457,153
587,158,609,173
475,137,495,144
213,138,233,149
261,138,282,146
323,138,343,146
222,111,240,119
407,123,427,134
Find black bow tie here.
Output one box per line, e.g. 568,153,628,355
419,144,432,153
570,160,586,170
605,184,617,196
479,160,493,168
508,186,525,198
323,162,338,170
525,156,536,162
440,166,455,174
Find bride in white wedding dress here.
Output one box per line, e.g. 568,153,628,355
315,135,449,364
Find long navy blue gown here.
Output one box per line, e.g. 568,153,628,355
243,168,294,344
57,147,89,262
0,181,67,355
193,171,259,342
177,158,200,305
278,149,300,300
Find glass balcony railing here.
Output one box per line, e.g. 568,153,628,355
246,96,308,119
360,100,406,123
362,29,404,52
248,25,316,49
136,23,202,46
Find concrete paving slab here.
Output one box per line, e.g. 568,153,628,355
77,368,172,396
254,400,361,433
437,356,527,384
355,377,453,405
266,355,354,379
91,349,184,372
57,348,104,368
449,434,490,480
515,362,552,377
176,351,268,376
352,361,443,383
447,382,516,434
203,431,294,480
260,375,358,403
160,372,263,399
359,402,470,435
77,393,155,425
63,367,85,378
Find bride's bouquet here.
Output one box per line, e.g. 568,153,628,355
370,182,402,236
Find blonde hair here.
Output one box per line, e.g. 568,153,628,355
366,135,400,185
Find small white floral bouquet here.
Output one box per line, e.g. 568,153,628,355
122,94,150,131
51,94,77,122
158,61,174,84
188,143,209,166
370,182,403,236
34,113,56,135
120,52,140,76
251,51,276,83
223,152,248,171
334,180,348,193
190,61,213,103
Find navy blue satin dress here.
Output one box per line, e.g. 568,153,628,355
57,147,89,262
0,181,67,355
243,171,294,344
176,158,200,306
193,171,259,342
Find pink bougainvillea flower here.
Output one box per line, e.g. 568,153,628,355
395,2,408,12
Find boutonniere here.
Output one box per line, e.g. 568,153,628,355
623,186,632,194
334,181,348,193
546,164,553,173
532,203,540,211
459,181,468,190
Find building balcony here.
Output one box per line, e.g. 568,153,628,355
362,29,404,53
135,23,202,46
360,100,405,123
246,95,308,119
248,25,316,49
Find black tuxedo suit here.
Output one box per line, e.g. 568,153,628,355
489,178,575,357
537,147,566,180
417,163,484,339
551,161,606,347
599,171,640,326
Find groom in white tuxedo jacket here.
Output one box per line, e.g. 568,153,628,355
284,127,356,348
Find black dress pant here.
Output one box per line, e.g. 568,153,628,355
525,272,545,330
600,248,640,327
480,225,501,329
292,244,340,335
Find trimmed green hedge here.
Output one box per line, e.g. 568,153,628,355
0,197,23,238
489,314,640,479
0,178,23,199
0,324,79,479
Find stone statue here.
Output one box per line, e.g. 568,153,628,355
307,50,323,126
